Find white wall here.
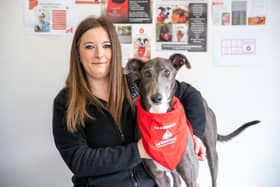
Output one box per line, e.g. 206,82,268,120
0,0,279,187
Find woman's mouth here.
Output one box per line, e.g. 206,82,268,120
92,61,107,64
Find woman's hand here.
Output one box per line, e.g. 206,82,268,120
137,139,151,159
193,135,206,161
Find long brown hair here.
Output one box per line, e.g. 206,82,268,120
66,16,134,132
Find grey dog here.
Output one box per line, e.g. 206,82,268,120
125,53,260,187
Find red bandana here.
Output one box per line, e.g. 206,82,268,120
136,97,194,170
137,47,146,57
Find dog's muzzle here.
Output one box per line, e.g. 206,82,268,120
151,93,162,104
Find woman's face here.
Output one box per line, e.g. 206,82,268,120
79,27,112,81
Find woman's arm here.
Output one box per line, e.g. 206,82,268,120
175,81,206,160
175,80,206,139
52,94,142,177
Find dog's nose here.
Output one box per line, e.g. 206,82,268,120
151,93,162,104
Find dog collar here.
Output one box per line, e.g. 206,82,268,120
136,96,193,170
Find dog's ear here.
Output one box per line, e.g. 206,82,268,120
125,58,145,99
169,53,191,71
144,38,149,44
125,58,145,85
125,58,145,74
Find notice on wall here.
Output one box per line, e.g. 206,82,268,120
188,3,208,51
212,0,267,66
212,0,266,26
212,26,266,66
116,24,153,66
155,0,207,52
101,0,152,23
24,0,76,35
75,0,101,4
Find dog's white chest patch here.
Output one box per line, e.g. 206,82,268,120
149,103,169,113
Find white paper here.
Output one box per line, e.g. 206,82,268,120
24,0,76,35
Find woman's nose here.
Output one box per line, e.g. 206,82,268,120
95,46,104,59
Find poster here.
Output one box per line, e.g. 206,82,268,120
24,0,76,35
75,0,101,4
212,0,267,66
23,0,209,54
212,0,266,26
116,24,152,66
132,26,151,61
247,0,266,25
155,0,207,52
212,26,267,66
101,0,152,23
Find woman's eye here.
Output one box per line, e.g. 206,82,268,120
85,45,94,49
104,44,112,49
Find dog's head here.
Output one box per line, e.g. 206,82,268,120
160,24,169,34
173,8,185,17
36,8,47,20
158,6,171,16
126,53,191,113
157,7,171,24
159,25,171,41
136,37,149,48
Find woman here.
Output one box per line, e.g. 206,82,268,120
52,16,205,187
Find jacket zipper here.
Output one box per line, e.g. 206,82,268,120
131,168,139,187
118,127,125,143
104,109,125,143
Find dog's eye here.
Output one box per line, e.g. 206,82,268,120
144,71,152,78
180,60,185,65
164,70,170,77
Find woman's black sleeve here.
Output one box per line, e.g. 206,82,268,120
52,94,142,177
175,80,206,139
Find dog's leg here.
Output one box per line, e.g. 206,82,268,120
171,170,187,187
203,101,218,187
176,129,199,187
144,159,174,187
204,141,218,187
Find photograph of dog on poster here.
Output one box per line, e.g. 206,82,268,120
34,7,50,32
133,35,151,61
172,24,188,42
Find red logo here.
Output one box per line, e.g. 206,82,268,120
246,45,251,51
139,28,144,33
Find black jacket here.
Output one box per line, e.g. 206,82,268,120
52,81,205,187
174,80,205,139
